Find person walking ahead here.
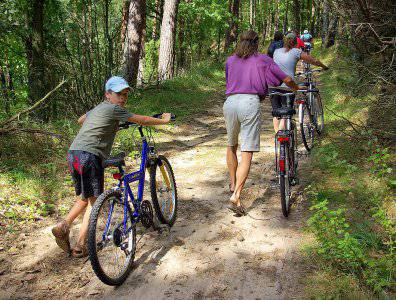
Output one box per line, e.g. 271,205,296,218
267,31,284,58
272,32,328,133
224,30,301,216
52,76,172,257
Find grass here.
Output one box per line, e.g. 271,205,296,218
302,44,396,298
0,60,225,233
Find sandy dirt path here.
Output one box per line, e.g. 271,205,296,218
0,92,312,300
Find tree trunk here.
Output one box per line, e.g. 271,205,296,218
104,0,113,79
274,0,280,32
137,27,146,86
310,0,315,35
157,0,179,81
152,0,161,40
122,0,146,87
322,0,329,46
0,65,10,115
249,0,254,28
292,0,301,33
177,15,186,69
121,0,131,54
283,0,289,34
224,0,240,51
324,15,338,48
266,10,272,38
26,0,45,106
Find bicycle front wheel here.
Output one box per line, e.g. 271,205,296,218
300,104,315,152
87,189,136,286
150,155,178,227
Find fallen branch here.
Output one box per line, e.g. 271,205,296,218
0,79,67,128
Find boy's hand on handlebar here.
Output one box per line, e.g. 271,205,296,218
161,113,172,123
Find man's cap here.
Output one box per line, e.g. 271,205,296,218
285,32,296,39
105,76,130,92
303,29,309,34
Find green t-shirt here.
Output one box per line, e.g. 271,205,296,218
69,101,133,159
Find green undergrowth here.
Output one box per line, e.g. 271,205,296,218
303,45,395,298
0,61,225,234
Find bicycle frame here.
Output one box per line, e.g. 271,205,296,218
103,128,151,240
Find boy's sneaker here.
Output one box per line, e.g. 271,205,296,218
52,220,71,254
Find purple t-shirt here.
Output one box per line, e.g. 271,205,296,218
225,53,288,96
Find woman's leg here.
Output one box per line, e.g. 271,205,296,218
230,151,253,206
226,145,238,192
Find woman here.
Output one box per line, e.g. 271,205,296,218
267,31,284,58
224,30,301,216
272,32,329,132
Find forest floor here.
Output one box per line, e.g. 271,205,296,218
0,87,316,299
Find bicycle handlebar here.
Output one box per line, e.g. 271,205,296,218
268,88,319,96
296,69,322,77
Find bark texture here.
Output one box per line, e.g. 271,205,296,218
157,0,179,81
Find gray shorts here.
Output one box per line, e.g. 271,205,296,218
223,94,261,152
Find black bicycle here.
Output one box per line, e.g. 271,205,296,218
270,87,319,217
270,87,299,217
296,69,324,151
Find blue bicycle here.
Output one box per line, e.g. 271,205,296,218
87,114,177,286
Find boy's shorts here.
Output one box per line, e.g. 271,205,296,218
67,150,104,200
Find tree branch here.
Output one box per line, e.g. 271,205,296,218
0,79,67,128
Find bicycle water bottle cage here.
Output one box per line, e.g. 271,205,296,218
102,152,126,169
272,107,296,118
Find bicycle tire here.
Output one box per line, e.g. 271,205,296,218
300,104,315,152
88,189,136,286
279,143,290,217
150,155,178,227
314,94,325,135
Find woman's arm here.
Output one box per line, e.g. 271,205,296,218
78,114,87,125
282,76,304,91
300,52,329,70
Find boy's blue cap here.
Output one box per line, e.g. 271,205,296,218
105,76,130,92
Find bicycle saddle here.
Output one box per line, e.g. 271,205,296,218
102,152,126,168
272,107,296,117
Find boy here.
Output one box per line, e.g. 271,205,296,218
52,76,171,257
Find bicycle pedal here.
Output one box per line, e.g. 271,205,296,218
140,200,154,229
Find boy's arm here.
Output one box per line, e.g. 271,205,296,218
127,113,171,126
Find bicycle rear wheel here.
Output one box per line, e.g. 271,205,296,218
150,155,178,227
88,189,136,286
314,94,324,135
278,143,291,217
300,104,315,152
